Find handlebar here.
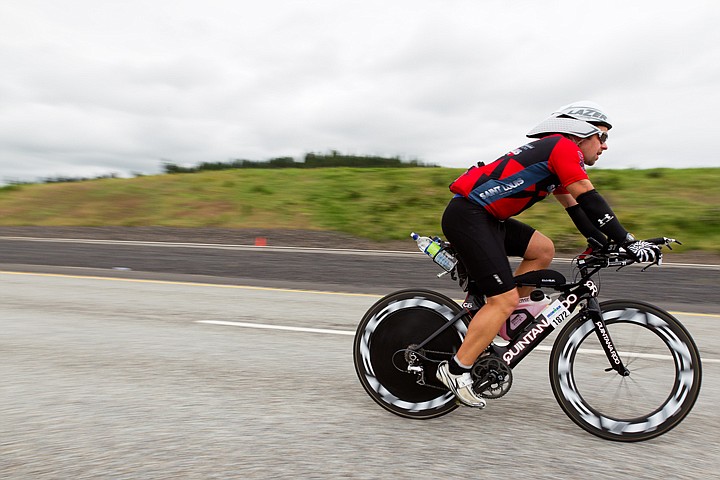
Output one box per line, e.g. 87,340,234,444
576,237,681,271
645,237,682,247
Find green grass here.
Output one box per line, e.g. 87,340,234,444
0,167,718,253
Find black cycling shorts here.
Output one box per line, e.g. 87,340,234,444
442,196,535,297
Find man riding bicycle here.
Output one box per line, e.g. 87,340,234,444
437,101,662,407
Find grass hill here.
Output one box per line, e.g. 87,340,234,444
0,167,718,253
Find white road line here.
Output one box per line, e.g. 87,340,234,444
197,320,355,336
1,235,718,268
0,236,415,257
197,319,720,364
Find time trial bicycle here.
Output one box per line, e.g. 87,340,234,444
353,237,702,442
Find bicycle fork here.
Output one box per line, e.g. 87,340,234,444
587,298,630,376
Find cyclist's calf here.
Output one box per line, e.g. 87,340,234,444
456,289,519,366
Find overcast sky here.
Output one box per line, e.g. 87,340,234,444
1,0,718,182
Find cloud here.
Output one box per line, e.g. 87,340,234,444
0,0,719,182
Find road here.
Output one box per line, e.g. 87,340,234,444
1,237,719,478
0,235,718,313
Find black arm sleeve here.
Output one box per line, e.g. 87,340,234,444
565,204,607,246
576,189,632,244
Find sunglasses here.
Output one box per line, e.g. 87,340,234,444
596,131,609,144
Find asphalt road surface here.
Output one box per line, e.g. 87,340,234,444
1,236,719,478
0,235,718,313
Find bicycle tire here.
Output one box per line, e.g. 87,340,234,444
353,289,470,419
549,300,702,442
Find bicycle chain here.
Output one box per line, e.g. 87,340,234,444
392,347,514,398
391,347,453,391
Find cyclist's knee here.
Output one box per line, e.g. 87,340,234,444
487,288,520,316
526,231,555,266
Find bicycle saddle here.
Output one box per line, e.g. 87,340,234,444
513,269,567,288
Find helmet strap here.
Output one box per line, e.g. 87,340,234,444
565,134,583,145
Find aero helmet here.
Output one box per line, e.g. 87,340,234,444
527,101,612,139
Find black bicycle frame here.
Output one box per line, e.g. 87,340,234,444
411,269,630,375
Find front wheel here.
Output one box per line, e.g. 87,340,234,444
353,289,470,419
550,300,702,442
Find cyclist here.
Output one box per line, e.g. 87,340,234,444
437,101,662,407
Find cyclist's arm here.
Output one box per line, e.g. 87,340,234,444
566,179,633,244
565,178,595,198
547,139,631,245
556,185,607,245
554,192,575,207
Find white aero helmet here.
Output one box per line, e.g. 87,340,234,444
527,100,612,139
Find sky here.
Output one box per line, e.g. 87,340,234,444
1,0,719,182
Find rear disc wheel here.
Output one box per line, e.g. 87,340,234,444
353,289,470,419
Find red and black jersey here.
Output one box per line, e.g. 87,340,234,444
449,134,589,220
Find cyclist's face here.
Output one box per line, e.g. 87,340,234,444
579,126,609,166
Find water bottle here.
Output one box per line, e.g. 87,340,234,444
498,290,551,341
411,232,457,271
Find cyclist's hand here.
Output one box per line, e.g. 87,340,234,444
645,237,682,249
625,240,662,263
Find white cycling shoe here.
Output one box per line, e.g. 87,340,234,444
436,361,486,409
